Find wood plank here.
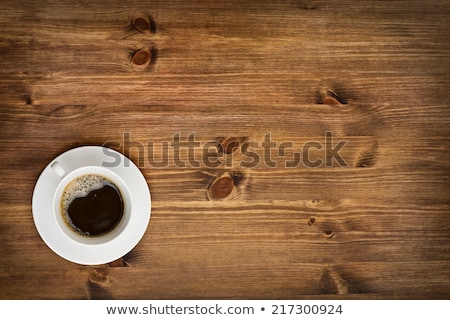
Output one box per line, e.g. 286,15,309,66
2,203,449,267
1,262,449,299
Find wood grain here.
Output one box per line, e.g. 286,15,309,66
1,0,449,299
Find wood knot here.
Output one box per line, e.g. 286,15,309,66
318,88,347,105
308,216,317,226
217,137,247,155
131,48,152,67
320,267,349,294
206,171,247,201
132,14,156,33
87,267,110,285
323,230,335,239
208,175,235,200
355,141,378,168
25,96,33,105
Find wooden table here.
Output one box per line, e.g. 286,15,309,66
1,0,449,299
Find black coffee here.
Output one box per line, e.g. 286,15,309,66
61,174,124,237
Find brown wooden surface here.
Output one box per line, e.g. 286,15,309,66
1,0,450,299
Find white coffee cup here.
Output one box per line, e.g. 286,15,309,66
32,146,151,265
51,163,132,246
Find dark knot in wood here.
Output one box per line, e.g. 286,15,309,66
131,14,156,33
308,216,317,226
132,16,151,33
218,137,241,155
323,230,335,239
318,88,347,105
131,48,151,66
209,176,235,200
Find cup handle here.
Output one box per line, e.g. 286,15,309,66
50,161,67,178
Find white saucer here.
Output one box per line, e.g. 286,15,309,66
32,146,151,265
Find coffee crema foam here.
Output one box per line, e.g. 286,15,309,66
61,174,123,237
